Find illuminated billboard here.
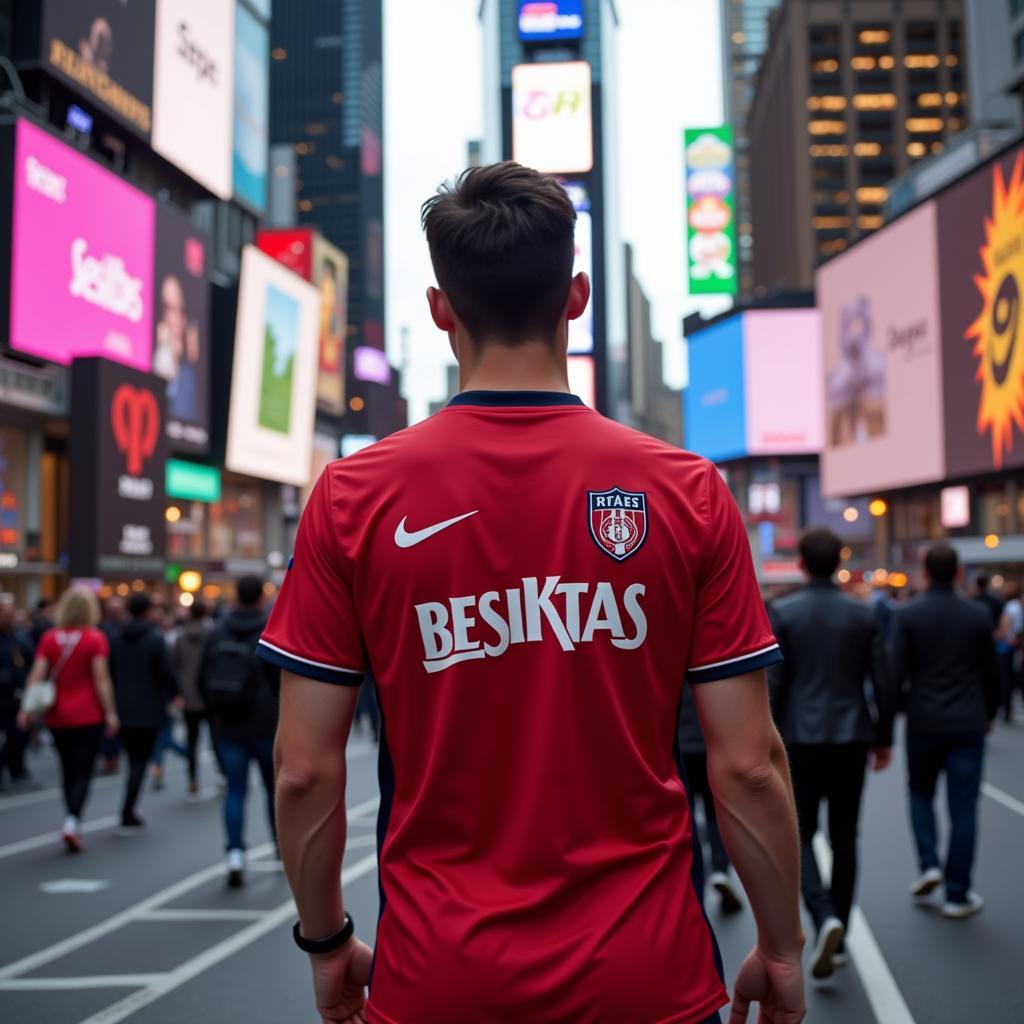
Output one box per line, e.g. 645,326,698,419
518,1,584,42
40,0,155,137
685,309,823,462
226,246,320,487
512,62,593,175
152,0,235,199
8,119,155,371
937,144,1024,477
257,228,350,415
233,3,269,212
818,202,944,497
684,127,738,295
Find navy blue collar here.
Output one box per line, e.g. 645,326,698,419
448,390,584,408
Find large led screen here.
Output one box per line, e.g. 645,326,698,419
8,119,155,371
684,127,738,296
745,310,823,456
512,62,593,175
684,315,746,462
226,246,319,487
938,144,1024,477
41,0,156,137
818,201,944,498
153,205,211,452
518,1,584,42
152,0,235,199
233,4,270,212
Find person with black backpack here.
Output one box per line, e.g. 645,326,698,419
199,575,280,887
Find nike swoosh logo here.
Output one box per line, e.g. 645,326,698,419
394,510,479,549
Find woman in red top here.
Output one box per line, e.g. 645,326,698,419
19,587,119,852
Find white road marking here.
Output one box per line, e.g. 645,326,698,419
0,975,165,991
40,879,112,894
74,854,380,1024
0,816,119,861
0,776,120,811
813,834,917,1024
982,782,1024,819
137,909,267,922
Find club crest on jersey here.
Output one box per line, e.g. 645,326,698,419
588,488,648,562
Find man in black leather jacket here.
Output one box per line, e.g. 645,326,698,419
769,528,895,980
893,544,999,920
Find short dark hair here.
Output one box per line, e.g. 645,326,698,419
925,544,959,584
975,574,990,590
236,576,264,608
128,592,151,618
799,527,843,579
189,599,208,621
421,161,576,344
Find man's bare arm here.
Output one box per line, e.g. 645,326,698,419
274,671,360,938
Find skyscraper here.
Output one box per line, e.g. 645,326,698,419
269,0,385,351
721,0,781,297
748,0,967,292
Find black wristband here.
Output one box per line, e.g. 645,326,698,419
293,912,354,954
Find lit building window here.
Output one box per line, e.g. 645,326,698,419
858,215,884,230
905,54,941,69
917,92,943,108
295,141,314,155
271,47,287,60
305,122,329,136
907,141,927,157
856,186,888,204
945,54,959,67
945,91,962,105
808,119,848,135
854,142,882,156
808,95,848,111
853,93,897,110
298,199,313,212
905,117,945,133
809,143,850,157
851,56,877,70
812,215,851,229
819,238,848,255
879,55,895,69
812,59,840,73
858,29,891,45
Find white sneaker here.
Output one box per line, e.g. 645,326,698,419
227,848,245,889
810,916,845,979
910,867,944,898
942,892,984,919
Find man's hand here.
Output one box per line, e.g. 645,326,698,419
309,937,374,1024
869,747,892,772
729,946,805,1024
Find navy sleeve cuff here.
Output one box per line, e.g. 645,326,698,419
256,640,364,687
687,644,783,684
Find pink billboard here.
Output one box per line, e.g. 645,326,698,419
818,201,944,497
9,119,156,370
744,309,824,456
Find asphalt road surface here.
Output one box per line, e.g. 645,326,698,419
1,716,1022,1024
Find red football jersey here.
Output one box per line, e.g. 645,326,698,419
259,391,781,1024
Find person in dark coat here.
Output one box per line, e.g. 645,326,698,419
0,594,35,787
893,544,1000,920
199,576,280,887
677,685,742,914
109,592,178,831
769,527,895,980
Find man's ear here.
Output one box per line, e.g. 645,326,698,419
565,272,591,323
427,287,457,333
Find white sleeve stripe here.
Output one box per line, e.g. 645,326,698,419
257,639,363,675
689,643,781,674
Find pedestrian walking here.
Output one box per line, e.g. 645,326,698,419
972,574,1004,631
172,599,218,797
108,592,178,834
677,684,743,914
996,582,1023,723
28,598,55,650
17,587,119,852
769,527,895,978
894,544,1001,919
0,594,35,788
199,576,279,887
266,164,805,1024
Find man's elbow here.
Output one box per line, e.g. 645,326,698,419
708,734,787,797
274,744,344,802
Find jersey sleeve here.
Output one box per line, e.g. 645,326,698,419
91,628,110,659
256,470,366,686
686,464,782,683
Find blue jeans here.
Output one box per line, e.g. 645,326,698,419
151,719,187,768
906,731,985,903
219,736,276,852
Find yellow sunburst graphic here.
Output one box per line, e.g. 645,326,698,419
966,151,1024,469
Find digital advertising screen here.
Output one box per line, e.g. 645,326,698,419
69,358,168,579
937,144,1024,477
518,1,584,42
818,201,944,498
41,0,156,137
684,315,747,462
684,127,738,296
151,0,235,199
152,205,211,453
744,310,823,456
257,228,315,281
569,210,593,355
8,119,155,371
233,3,270,212
512,61,593,175
226,246,320,487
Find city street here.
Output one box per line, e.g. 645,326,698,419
0,719,1021,1024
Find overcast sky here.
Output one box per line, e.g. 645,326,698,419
383,0,729,422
